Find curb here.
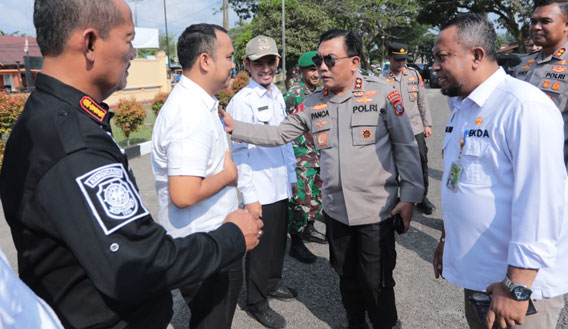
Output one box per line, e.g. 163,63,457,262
122,141,152,160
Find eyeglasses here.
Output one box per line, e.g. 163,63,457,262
312,54,355,68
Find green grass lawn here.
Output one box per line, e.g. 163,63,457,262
111,104,156,148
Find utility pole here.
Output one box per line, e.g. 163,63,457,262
223,0,229,30
163,0,171,74
281,0,286,84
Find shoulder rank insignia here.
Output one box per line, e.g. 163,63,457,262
387,90,405,116
419,75,424,88
555,48,566,58
80,96,107,122
354,77,363,90
323,88,329,97
527,59,536,64
353,91,364,97
552,65,568,73
558,60,568,65
313,103,329,111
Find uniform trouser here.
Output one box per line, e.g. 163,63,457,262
325,212,398,329
246,199,289,309
415,132,429,200
288,164,323,234
464,289,565,329
179,257,243,329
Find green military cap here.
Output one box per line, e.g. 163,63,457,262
298,51,318,68
388,42,409,60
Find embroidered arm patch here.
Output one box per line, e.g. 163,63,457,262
76,163,149,235
387,90,405,116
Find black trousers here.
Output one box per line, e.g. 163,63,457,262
415,132,429,200
325,212,398,329
179,257,243,329
246,199,289,309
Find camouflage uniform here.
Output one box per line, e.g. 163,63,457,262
283,81,322,234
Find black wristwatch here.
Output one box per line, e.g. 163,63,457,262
502,276,532,301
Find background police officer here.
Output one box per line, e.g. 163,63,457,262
383,42,434,215
223,29,424,329
283,50,326,264
0,1,262,328
514,0,568,167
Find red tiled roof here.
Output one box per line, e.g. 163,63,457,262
0,36,42,66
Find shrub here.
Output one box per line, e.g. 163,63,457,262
0,92,28,139
215,88,235,110
151,92,169,116
113,98,147,147
231,71,250,94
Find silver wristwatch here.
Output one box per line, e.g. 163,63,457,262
502,276,532,301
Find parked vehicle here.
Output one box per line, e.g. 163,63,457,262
496,54,522,75
407,63,430,81
429,70,440,88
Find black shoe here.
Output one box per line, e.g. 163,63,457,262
417,198,435,215
302,222,327,244
289,240,317,263
267,286,298,301
246,306,286,329
346,323,370,329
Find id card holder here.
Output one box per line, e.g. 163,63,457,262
446,160,462,192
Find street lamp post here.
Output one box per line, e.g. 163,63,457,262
163,0,171,76
281,0,286,85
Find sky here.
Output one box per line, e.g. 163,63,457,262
0,0,243,38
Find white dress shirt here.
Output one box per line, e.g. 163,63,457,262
151,75,238,238
441,68,568,299
0,249,64,329
227,79,297,205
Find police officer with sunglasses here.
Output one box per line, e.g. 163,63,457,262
222,29,423,329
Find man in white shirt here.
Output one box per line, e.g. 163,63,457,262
226,35,298,329
151,24,244,329
432,14,568,329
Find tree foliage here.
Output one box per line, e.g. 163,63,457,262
113,98,147,147
0,92,27,165
229,0,259,20
416,0,534,53
150,92,170,116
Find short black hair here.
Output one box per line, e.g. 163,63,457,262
441,13,498,62
177,23,228,71
535,0,568,19
34,0,124,57
319,29,362,58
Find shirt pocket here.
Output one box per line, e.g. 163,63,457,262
351,111,379,146
408,85,419,102
460,139,491,185
253,104,273,124
538,78,568,109
312,118,332,150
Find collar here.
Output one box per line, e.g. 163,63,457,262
178,75,218,112
538,39,568,63
328,73,364,104
299,80,316,94
248,79,280,99
34,73,113,126
462,67,505,108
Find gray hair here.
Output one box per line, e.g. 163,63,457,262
34,0,124,57
441,13,497,62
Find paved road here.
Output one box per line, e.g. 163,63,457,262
1,88,566,328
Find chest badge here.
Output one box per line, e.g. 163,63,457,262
315,120,328,129
527,58,536,64
408,76,416,82
552,81,561,90
521,65,531,70
80,96,107,122
353,91,364,97
475,116,483,126
542,80,551,88
552,66,568,73
317,132,328,147
361,128,373,140
356,96,374,104
313,103,328,110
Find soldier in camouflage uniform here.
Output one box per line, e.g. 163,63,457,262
283,51,327,264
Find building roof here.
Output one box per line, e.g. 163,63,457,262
0,36,42,66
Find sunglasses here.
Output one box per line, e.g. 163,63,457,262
312,54,355,68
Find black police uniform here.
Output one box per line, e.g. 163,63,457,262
0,73,245,329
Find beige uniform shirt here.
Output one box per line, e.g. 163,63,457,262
514,40,568,165
381,67,432,136
231,74,424,226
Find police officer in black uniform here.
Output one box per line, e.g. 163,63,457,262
0,1,263,328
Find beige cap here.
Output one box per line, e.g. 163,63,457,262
246,35,280,61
